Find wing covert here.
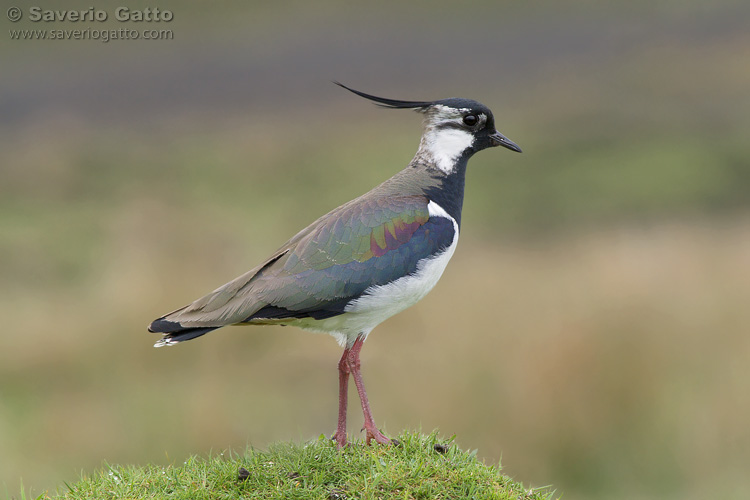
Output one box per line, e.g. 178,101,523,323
245,195,456,320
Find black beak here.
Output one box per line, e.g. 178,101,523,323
489,131,522,153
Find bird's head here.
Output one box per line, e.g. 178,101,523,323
335,82,521,174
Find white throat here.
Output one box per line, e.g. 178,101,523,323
418,127,474,174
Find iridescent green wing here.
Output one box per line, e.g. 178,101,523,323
244,194,456,320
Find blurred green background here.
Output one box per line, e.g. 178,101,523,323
2,1,749,498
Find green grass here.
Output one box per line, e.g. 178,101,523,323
35,432,553,500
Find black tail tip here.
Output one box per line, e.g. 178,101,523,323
149,319,220,347
148,317,183,334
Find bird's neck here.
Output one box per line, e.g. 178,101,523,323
423,155,469,228
405,150,470,229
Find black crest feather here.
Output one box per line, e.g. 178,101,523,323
334,81,434,110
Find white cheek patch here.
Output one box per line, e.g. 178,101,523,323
422,126,474,174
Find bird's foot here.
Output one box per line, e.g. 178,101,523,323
332,430,349,449
364,426,391,446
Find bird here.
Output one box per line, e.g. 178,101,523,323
148,82,522,448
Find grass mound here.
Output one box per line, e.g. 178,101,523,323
41,431,554,499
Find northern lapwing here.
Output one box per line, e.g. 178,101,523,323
148,83,521,447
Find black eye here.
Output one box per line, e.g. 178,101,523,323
463,114,478,126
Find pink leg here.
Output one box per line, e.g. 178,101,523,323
331,336,390,448
332,345,351,448
348,336,391,445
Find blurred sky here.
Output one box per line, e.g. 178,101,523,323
2,1,749,499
